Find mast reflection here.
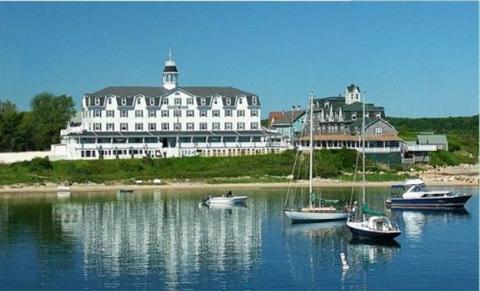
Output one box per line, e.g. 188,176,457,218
52,194,264,286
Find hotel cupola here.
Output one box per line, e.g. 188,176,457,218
162,48,178,90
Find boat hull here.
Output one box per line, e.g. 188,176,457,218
347,222,401,240
284,210,348,223
386,194,472,209
206,196,248,205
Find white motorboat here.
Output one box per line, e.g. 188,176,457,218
283,93,348,223
56,185,71,198
202,195,248,205
387,179,472,209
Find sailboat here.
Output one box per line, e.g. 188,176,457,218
284,92,349,223
346,96,401,240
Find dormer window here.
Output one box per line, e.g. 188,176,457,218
201,98,206,105
137,98,141,105
108,98,112,105
226,98,231,106
163,98,168,105
95,97,100,106
149,98,155,106
252,96,257,105
214,98,218,105
239,98,243,105
121,98,127,106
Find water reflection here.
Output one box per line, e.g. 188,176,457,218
399,209,470,241
50,193,264,288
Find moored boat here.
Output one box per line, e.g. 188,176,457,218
346,94,401,241
283,93,348,223
386,179,472,209
202,192,248,205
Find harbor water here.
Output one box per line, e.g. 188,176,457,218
0,186,477,290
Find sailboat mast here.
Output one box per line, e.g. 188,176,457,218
362,94,366,206
309,92,314,208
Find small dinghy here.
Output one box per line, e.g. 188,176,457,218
56,185,71,198
202,191,247,206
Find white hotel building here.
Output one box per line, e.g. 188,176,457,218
55,52,284,159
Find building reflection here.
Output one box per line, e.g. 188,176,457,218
51,193,264,287
400,208,470,241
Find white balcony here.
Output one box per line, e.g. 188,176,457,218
405,144,437,152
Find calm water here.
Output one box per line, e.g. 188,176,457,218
0,186,478,290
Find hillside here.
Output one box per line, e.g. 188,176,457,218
387,115,479,165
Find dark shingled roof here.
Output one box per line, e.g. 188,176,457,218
163,66,178,73
342,102,383,112
85,86,260,107
347,84,360,93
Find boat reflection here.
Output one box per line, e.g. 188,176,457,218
400,208,469,241
284,221,345,237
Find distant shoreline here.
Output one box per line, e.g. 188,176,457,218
0,179,477,195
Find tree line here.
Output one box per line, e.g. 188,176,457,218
0,93,75,152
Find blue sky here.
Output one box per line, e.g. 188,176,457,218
0,2,478,118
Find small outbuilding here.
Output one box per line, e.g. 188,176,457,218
417,134,448,151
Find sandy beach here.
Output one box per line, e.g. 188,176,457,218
0,178,477,195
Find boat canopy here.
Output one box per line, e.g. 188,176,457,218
361,204,384,216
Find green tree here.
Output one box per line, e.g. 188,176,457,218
31,93,75,150
0,100,23,152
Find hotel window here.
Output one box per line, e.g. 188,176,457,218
148,109,156,118
200,110,207,117
251,122,259,130
375,128,383,135
163,98,168,105
137,98,141,105
225,109,232,117
174,123,181,130
225,122,232,130
161,110,169,117
351,113,357,120
212,110,220,117
121,98,127,106
201,97,206,105
187,98,194,105
95,97,100,106
149,98,155,106
120,123,128,131
237,110,245,117
212,122,220,130
252,96,257,105
251,109,258,117
214,98,218,105
149,123,156,131
237,122,245,130
106,110,114,118
93,123,101,131
376,113,381,118
226,98,232,106
162,123,169,130
174,110,181,117
94,110,101,118
187,110,194,117
175,98,181,105
106,123,115,131
135,123,143,131
121,110,128,118
200,123,207,130
135,110,143,118
187,123,194,130
239,98,243,105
